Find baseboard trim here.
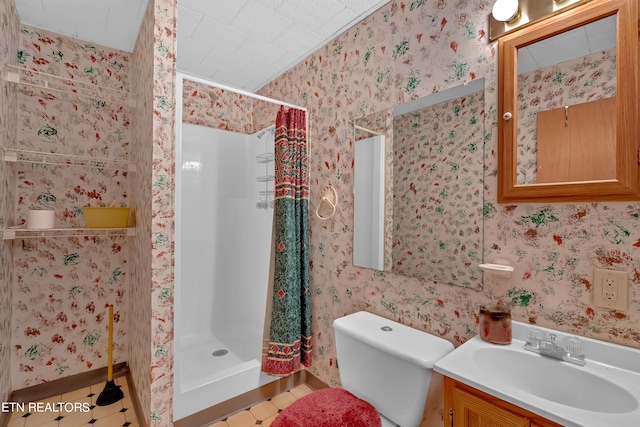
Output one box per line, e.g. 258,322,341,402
10,362,128,403
300,370,330,391
125,370,148,427
174,369,329,427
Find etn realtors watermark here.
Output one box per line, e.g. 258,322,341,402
2,401,91,413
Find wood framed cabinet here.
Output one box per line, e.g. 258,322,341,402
444,377,563,427
496,0,640,203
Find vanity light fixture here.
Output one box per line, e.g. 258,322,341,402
489,0,593,40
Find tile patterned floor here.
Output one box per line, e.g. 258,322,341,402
207,384,314,427
6,379,313,427
7,376,139,427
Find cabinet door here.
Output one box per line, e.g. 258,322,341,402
537,97,616,183
452,386,530,427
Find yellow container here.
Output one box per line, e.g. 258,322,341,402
82,207,130,228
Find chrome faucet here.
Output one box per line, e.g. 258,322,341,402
524,328,586,366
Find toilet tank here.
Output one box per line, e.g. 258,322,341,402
333,311,454,427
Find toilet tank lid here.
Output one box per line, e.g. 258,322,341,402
333,311,454,369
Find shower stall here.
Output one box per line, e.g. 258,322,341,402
173,74,303,420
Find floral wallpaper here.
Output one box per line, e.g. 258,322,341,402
9,25,131,389
122,0,178,424
2,1,639,426
182,78,282,134
128,0,155,422
256,1,640,424
182,80,254,133
2,3,178,426
0,1,177,425
260,0,498,386
0,0,19,404
392,90,484,288
144,0,177,425
516,48,616,184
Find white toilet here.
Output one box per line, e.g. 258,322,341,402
333,311,455,427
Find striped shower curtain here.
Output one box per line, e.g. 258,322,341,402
262,105,312,376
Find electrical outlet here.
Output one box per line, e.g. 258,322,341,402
593,268,628,310
602,277,618,301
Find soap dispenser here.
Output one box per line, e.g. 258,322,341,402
478,300,512,345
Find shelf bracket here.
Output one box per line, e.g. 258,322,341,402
2,148,17,162
6,71,19,84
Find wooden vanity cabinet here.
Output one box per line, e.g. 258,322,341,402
444,377,563,427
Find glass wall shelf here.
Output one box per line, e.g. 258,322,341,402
5,64,133,109
2,147,136,172
256,152,274,163
1,227,135,240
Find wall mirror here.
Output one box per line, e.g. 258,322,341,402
353,79,485,289
498,0,639,203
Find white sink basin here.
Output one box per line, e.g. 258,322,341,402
434,321,640,427
473,346,638,413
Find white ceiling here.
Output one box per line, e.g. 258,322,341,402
518,14,616,74
13,0,148,53
13,0,390,91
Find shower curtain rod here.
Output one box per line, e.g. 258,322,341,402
177,71,307,112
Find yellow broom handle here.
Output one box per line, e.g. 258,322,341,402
107,304,114,381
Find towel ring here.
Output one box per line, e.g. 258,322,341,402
315,185,337,220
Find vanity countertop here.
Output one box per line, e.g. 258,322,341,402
434,321,640,427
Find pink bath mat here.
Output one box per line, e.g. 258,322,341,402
271,388,381,427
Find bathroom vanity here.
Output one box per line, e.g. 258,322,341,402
434,321,640,427
444,377,562,427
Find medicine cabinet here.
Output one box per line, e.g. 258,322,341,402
497,0,639,203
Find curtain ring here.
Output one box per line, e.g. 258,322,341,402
315,185,338,220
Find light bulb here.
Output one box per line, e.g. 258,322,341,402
492,0,520,22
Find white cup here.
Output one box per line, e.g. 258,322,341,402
27,210,55,229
